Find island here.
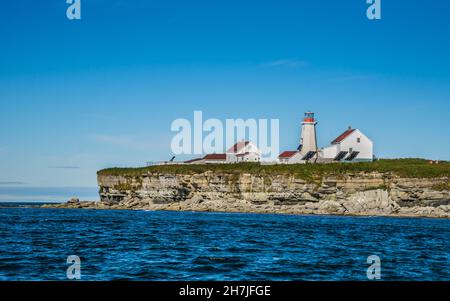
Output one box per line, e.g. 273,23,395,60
41,159,450,219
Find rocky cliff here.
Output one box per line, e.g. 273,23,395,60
89,170,450,218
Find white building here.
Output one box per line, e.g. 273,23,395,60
226,141,262,163
321,127,373,162
278,151,304,164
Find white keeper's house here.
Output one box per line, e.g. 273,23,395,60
321,126,374,162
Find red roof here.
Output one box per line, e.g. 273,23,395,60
203,154,227,160
279,151,298,158
331,129,356,144
184,158,203,164
227,141,250,153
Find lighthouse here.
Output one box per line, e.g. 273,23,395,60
299,111,318,156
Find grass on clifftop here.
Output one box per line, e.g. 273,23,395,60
97,159,450,180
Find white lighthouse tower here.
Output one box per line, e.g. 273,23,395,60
299,111,318,157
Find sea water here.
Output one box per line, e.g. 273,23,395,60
0,206,449,281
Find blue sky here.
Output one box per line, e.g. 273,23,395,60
0,0,449,188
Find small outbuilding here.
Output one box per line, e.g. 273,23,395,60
226,141,261,163
184,154,227,164
278,151,303,164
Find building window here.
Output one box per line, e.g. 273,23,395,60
357,138,361,143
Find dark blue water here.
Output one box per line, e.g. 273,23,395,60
0,206,449,281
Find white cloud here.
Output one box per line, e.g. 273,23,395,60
261,59,308,68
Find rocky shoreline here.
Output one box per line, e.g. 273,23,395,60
42,194,450,219
42,170,450,219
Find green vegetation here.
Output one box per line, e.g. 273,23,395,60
98,159,450,181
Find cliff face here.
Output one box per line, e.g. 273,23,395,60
96,172,450,218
